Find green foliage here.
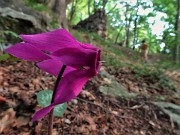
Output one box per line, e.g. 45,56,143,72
3,30,20,39
155,60,180,70
37,90,67,117
132,65,174,90
67,0,92,25
25,0,49,11
0,54,10,61
49,18,59,29
0,30,21,43
71,30,86,43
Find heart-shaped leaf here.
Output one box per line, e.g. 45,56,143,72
53,102,67,117
37,90,67,117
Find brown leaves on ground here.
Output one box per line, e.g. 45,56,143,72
0,108,16,133
0,108,31,134
0,95,6,102
0,61,179,135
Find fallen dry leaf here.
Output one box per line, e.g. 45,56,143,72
0,108,16,133
15,116,30,128
0,95,6,102
85,116,97,131
35,122,43,135
80,90,96,101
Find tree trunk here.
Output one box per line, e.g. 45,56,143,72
123,3,131,47
88,0,91,16
114,26,123,44
70,0,76,22
124,17,132,47
174,0,180,63
132,0,140,49
47,0,68,29
102,0,108,10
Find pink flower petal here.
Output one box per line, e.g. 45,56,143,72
36,59,76,76
51,47,99,70
32,69,93,121
32,104,54,121
82,43,100,51
20,29,80,52
5,43,50,62
54,69,94,102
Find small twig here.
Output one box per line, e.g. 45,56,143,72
129,104,144,110
152,109,157,122
170,117,175,131
67,106,74,112
77,97,135,120
77,97,105,111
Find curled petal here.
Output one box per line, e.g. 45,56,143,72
5,43,50,62
54,69,94,101
20,29,80,52
32,69,93,121
81,43,102,73
36,59,76,76
51,47,99,70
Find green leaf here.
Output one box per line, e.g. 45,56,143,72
37,90,67,117
0,54,10,61
37,90,52,107
4,30,21,39
53,103,67,117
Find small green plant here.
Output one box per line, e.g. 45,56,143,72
0,54,10,61
37,90,67,117
3,30,20,39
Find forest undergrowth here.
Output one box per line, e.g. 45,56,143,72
0,30,180,134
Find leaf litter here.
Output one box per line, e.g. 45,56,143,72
0,61,179,135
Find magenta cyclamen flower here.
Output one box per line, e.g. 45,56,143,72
5,29,101,121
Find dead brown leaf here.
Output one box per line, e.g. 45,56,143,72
15,116,30,128
35,122,43,135
85,116,97,131
0,95,6,102
80,90,96,101
0,108,16,133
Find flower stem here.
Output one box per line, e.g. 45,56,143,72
48,65,66,135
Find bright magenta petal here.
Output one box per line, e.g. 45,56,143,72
82,43,100,51
32,69,94,121
54,69,93,102
5,43,50,62
32,104,54,121
36,59,76,76
51,47,98,70
20,29,80,52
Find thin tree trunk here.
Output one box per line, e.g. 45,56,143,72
103,0,108,10
174,0,180,63
132,0,140,49
88,0,91,16
123,3,131,47
125,17,132,47
114,26,123,44
70,0,76,22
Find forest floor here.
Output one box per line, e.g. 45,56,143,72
0,45,180,135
